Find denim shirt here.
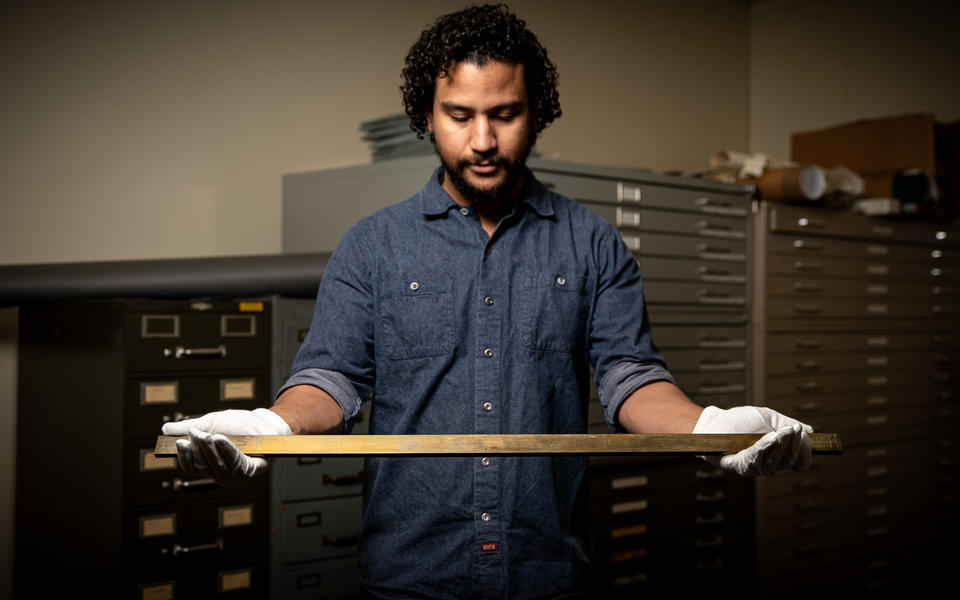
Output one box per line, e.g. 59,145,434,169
279,167,674,599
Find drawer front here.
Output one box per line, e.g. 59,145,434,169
535,170,750,215
586,203,748,239
635,256,747,284
279,496,362,562
767,254,958,281
643,281,746,306
660,348,746,373
135,561,266,600
273,455,365,502
622,231,747,262
279,557,362,600
766,297,955,319
129,310,270,372
126,445,267,507
765,371,950,397
768,234,960,263
767,276,957,300
672,371,746,397
653,325,747,350
764,350,952,376
768,204,960,245
765,388,947,417
127,500,267,565
127,375,267,440
766,330,958,353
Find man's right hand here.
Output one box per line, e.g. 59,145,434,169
161,408,292,485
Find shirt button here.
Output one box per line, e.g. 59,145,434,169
484,296,494,306
460,207,469,216
480,512,491,522
556,275,567,286
485,248,492,255
483,348,494,358
481,457,491,467
409,281,419,291
482,402,493,412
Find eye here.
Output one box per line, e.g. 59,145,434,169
449,114,470,123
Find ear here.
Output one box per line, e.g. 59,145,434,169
425,110,434,134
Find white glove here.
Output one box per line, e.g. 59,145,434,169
693,405,813,476
161,408,292,484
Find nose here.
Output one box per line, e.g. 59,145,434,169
470,116,497,155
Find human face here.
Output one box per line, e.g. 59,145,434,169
426,60,534,206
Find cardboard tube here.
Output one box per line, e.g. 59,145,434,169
745,166,826,201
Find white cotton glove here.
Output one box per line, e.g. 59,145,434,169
693,405,813,476
161,408,292,484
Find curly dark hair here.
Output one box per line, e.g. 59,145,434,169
401,4,561,138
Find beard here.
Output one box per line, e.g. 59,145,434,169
434,137,533,206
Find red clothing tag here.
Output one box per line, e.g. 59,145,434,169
480,542,499,553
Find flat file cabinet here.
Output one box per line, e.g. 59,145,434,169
282,158,756,597
269,297,366,600
752,203,960,596
16,299,272,598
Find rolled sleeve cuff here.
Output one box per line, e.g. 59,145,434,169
274,368,364,433
598,361,676,433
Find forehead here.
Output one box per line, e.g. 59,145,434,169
435,60,528,106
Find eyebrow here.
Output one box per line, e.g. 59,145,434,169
440,100,526,113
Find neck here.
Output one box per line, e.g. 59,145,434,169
441,171,525,237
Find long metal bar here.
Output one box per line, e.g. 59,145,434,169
155,433,842,457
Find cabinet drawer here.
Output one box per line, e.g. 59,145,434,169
767,276,957,300
766,330,958,353
767,254,958,281
635,256,746,284
621,231,747,262
768,204,960,245
672,371,746,396
279,557,362,600
127,375,267,440
644,281,746,306
766,297,955,319
279,496,362,562
273,455,364,502
764,350,952,376
536,170,749,215
586,203,748,239
765,371,951,397
768,234,960,263
653,325,747,350
128,311,269,372
660,348,746,373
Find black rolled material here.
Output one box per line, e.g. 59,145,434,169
0,253,330,306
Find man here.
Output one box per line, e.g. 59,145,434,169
164,5,812,598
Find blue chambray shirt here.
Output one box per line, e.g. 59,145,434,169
279,167,674,599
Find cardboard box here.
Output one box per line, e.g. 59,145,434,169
791,113,937,198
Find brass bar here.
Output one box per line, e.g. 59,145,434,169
155,432,842,457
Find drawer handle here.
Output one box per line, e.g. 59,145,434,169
797,217,826,229
795,381,822,392
172,538,223,556
792,282,822,293
172,478,218,491
796,478,821,490
796,519,821,532
792,261,823,272
698,359,745,371
797,542,823,555
793,401,822,412
796,500,821,512
695,490,725,502
793,303,822,314
698,336,745,348
695,512,725,525
795,360,822,370
164,345,227,359
696,558,725,570
322,534,359,548
793,338,823,349
322,473,363,486
792,239,822,250
695,535,725,547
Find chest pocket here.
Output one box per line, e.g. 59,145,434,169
521,270,590,353
380,277,455,359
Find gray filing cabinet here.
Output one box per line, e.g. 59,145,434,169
751,203,960,596
269,297,368,600
281,157,756,597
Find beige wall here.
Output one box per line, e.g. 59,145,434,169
0,1,750,591
749,0,960,161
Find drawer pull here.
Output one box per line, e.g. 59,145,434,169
793,338,822,349
172,478,218,491
793,401,822,412
697,383,746,394
695,535,725,547
322,534,359,548
793,303,822,314
695,490,725,502
795,381,822,392
792,239,822,250
797,217,825,229
796,519,821,532
695,512,725,525
698,359,745,371
796,500,821,512
164,345,227,359
797,542,822,555
696,558,725,570
792,282,822,292
792,261,823,272
323,473,363,486
698,336,745,349
795,360,822,370
173,538,223,556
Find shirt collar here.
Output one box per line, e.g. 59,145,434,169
420,166,555,218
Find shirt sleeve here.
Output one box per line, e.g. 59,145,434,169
275,220,376,432
587,222,675,432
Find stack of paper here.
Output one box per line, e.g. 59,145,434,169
360,114,435,162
